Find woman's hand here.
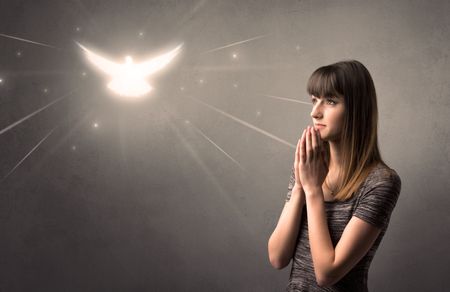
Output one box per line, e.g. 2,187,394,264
299,125,330,194
293,134,303,189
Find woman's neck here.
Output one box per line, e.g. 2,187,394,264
327,140,343,173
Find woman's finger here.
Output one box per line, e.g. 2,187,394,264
300,128,306,164
295,136,300,164
316,128,323,149
295,130,304,165
316,128,325,162
311,126,318,160
306,126,312,162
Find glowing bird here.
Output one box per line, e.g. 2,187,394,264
77,42,182,98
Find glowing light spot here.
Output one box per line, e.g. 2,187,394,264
82,72,87,77
184,120,190,124
256,111,262,116
16,51,22,57
199,79,204,84
296,45,301,51
233,83,238,88
232,53,238,59
93,122,99,128
139,32,144,37
180,86,185,91
71,145,77,150
43,88,48,93
0,78,3,84
77,42,183,98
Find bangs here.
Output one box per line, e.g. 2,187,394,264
306,66,343,99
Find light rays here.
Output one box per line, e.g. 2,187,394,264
0,90,75,136
29,109,95,173
202,34,269,54
179,64,287,72
261,94,312,105
161,103,259,241
150,0,208,31
186,96,296,149
186,119,247,172
6,70,73,77
188,121,245,171
160,103,246,172
0,127,56,184
0,33,59,49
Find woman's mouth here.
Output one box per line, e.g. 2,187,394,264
314,124,326,129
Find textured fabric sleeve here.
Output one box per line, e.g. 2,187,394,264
352,170,402,229
285,165,296,202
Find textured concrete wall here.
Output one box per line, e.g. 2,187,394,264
0,0,448,291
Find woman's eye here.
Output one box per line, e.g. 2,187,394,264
311,98,336,105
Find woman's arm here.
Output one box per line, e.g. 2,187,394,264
268,184,306,269
304,188,382,287
298,126,383,286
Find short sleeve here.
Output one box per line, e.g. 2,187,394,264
285,165,296,202
353,171,402,230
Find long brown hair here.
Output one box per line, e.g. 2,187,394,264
306,59,387,201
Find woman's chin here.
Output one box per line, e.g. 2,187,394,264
319,134,328,141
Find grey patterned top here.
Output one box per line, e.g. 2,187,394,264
284,162,402,291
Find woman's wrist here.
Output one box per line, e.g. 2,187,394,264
291,184,306,203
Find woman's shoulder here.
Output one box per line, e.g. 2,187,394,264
364,162,401,189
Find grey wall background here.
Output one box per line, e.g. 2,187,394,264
0,0,448,291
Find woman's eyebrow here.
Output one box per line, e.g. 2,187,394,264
311,95,339,99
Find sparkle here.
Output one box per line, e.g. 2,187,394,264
93,122,99,128
232,53,238,59
0,78,3,84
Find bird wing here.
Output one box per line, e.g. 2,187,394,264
76,42,121,76
137,44,183,77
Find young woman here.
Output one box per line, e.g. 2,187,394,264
267,60,402,291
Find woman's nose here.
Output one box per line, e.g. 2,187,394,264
311,104,322,119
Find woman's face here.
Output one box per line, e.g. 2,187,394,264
310,94,346,142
